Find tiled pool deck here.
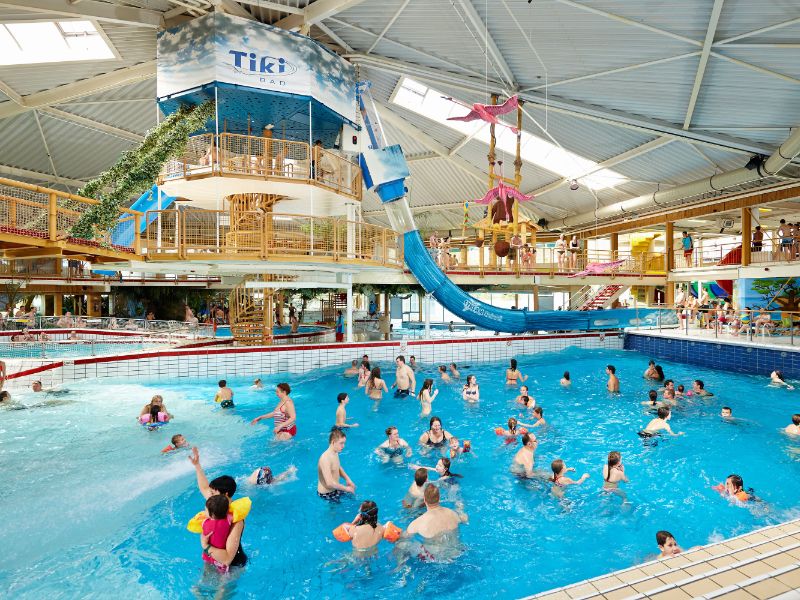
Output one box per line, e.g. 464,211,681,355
527,519,800,600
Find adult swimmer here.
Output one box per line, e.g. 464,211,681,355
140,394,173,420
510,433,540,479
343,360,359,377
318,427,356,501
365,367,388,401
461,375,479,402
692,379,714,397
189,447,248,569
419,378,438,416
640,406,684,437
606,365,620,393
405,484,467,547
560,371,570,387
250,382,297,440
375,426,412,460
505,359,528,386
516,385,535,408
410,458,462,487
418,416,453,449
770,370,794,390
785,413,800,435
391,355,416,397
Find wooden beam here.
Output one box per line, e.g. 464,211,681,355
575,183,800,237
3,247,64,259
741,206,751,266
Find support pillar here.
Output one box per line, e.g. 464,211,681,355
424,293,431,340
54,294,63,316
610,232,619,258
383,293,390,341
489,231,497,268
532,285,539,311
741,207,752,266
87,293,101,317
346,203,356,259
665,221,674,272
417,291,423,321
345,273,353,343
665,282,674,306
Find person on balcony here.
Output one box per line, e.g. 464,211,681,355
335,310,345,342
568,235,580,269
311,139,323,180
751,225,763,253
681,231,694,267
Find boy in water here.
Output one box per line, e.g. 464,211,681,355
721,407,733,419
162,434,190,453
402,467,428,508
641,406,684,436
656,530,683,558
606,365,619,392
334,393,359,428
214,380,234,408
784,413,800,435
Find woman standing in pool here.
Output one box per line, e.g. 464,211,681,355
375,426,412,460
140,394,172,420
250,382,297,440
419,379,438,416
505,359,528,385
419,416,453,448
560,371,571,387
365,367,388,400
357,360,371,388
462,375,479,402
602,451,629,500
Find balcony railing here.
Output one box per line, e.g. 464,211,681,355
159,133,363,200
672,235,799,269
143,210,403,268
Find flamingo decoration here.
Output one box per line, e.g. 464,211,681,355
444,94,520,133
472,161,533,205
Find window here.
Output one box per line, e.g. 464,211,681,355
0,20,115,66
391,77,627,191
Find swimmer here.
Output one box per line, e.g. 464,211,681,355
405,484,466,539
246,464,297,486
402,467,428,508
335,500,389,550
365,367,388,401
785,413,800,435
448,436,467,460
602,451,629,499
462,375,479,402
419,378,438,417
449,363,460,379
692,379,713,397
516,385,535,408
317,427,355,501
713,473,750,503
506,359,528,385
606,365,620,393
770,370,794,390
511,433,538,478
162,434,190,453
139,402,169,427
662,380,677,400
31,380,43,393
656,530,683,559
250,382,297,440
0,390,10,405
344,360,359,377
335,393,359,428
357,360,371,388
200,495,234,573
527,406,545,428
140,394,171,419
375,426,412,460
409,355,418,371
721,406,733,419
438,365,451,383
641,389,660,408
251,378,264,390
675,384,685,397
214,380,234,408
410,457,462,483
495,417,523,437
391,355,416,397
641,406,684,436
0,359,5,390
418,416,452,448
560,371,570,387
643,360,658,379
549,459,589,498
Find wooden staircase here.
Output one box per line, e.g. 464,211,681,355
579,284,626,311
228,275,275,346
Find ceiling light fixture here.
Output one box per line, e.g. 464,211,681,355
569,179,579,191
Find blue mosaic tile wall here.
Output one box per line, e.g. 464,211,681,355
624,333,800,379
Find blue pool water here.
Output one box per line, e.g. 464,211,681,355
0,341,172,359
2,346,800,599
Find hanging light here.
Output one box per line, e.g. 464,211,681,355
569,179,579,191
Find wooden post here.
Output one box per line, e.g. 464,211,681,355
134,214,142,254
513,99,523,234
418,291,423,321
610,232,619,259
383,293,390,341
741,207,751,266
532,284,539,311
54,294,63,316
665,221,674,272
48,192,58,241
488,93,499,189
478,229,485,275
490,230,498,268
87,293,101,317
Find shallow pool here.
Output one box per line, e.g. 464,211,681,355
211,325,326,338
0,340,173,359
2,346,800,599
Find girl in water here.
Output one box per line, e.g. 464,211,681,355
250,382,297,440
357,360,371,388
602,451,629,500
505,359,528,385
375,426,412,460
335,501,391,552
560,371,570,387
418,416,452,449
365,367,388,401
410,457,462,484
462,375,479,403
419,378,438,416
549,459,589,498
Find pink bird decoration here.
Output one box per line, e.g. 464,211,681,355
472,161,533,205
445,94,520,133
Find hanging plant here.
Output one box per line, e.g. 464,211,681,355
69,100,216,240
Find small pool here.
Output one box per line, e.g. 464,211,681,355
2,347,800,598
0,340,173,359
211,325,327,338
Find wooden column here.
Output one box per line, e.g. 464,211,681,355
665,282,675,306
418,291,423,321
665,221,674,272
489,230,497,268
48,192,58,241
383,293,390,341
741,207,752,266
532,285,539,311
87,293,101,317
610,232,619,258
54,294,63,316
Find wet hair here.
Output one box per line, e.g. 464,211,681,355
396,355,406,364
648,390,658,405
722,406,732,413
677,384,685,393
209,475,237,498
438,365,446,373
170,434,184,445
607,365,616,374
549,459,565,481
337,392,348,404
206,494,230,520
421,378,434,394
149,403,160,423
424,483,440,505
464,375,477,387
0,391,9,402
366,367,381,391
277,382,291,394
329,427,346,444
606,451,621,481
429,416,442,430
664,379,674,387
657,406,670,419
218,380,226,388
150,394,163,406
410,355,416,361
414,467,428,487
510,359,518,370
694,379,704,389
359,500,379,529
350,359,357,366
656,530,675,547
727,474,744,491
563,371,570,381
521,433,536,446
438,457,461,478
654,365,665,381
533,406,543,418
793,414,800,426
648,359,655,366
385,426,397,437
361,360,370,370
507,417,518,433
774,370,786,382
450,363,457,369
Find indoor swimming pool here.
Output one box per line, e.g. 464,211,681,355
2,346,799,599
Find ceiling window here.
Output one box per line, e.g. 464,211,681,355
391,77,627,191
0,20,115,66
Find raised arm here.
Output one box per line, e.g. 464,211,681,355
188,447,211,499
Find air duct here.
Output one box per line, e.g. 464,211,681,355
560,125,800,229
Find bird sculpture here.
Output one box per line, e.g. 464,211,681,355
444,94,520,133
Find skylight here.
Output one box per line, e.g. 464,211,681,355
0,21,115,66
391,77,628,191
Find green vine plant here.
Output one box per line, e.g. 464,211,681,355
69,100,216,241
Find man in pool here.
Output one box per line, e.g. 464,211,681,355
189,447,248,568
641,406,684,436
606,365,619,393
31,380,43,393
692,379,714,397
317,427,355,501
214,380,234,408
343,360,359,377
511,433,539,478
406,484,465,539
409,355,418,370
785,414,800,435
391,355,416,397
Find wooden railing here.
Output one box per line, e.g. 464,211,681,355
143,209,403,267
159,133,363,200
